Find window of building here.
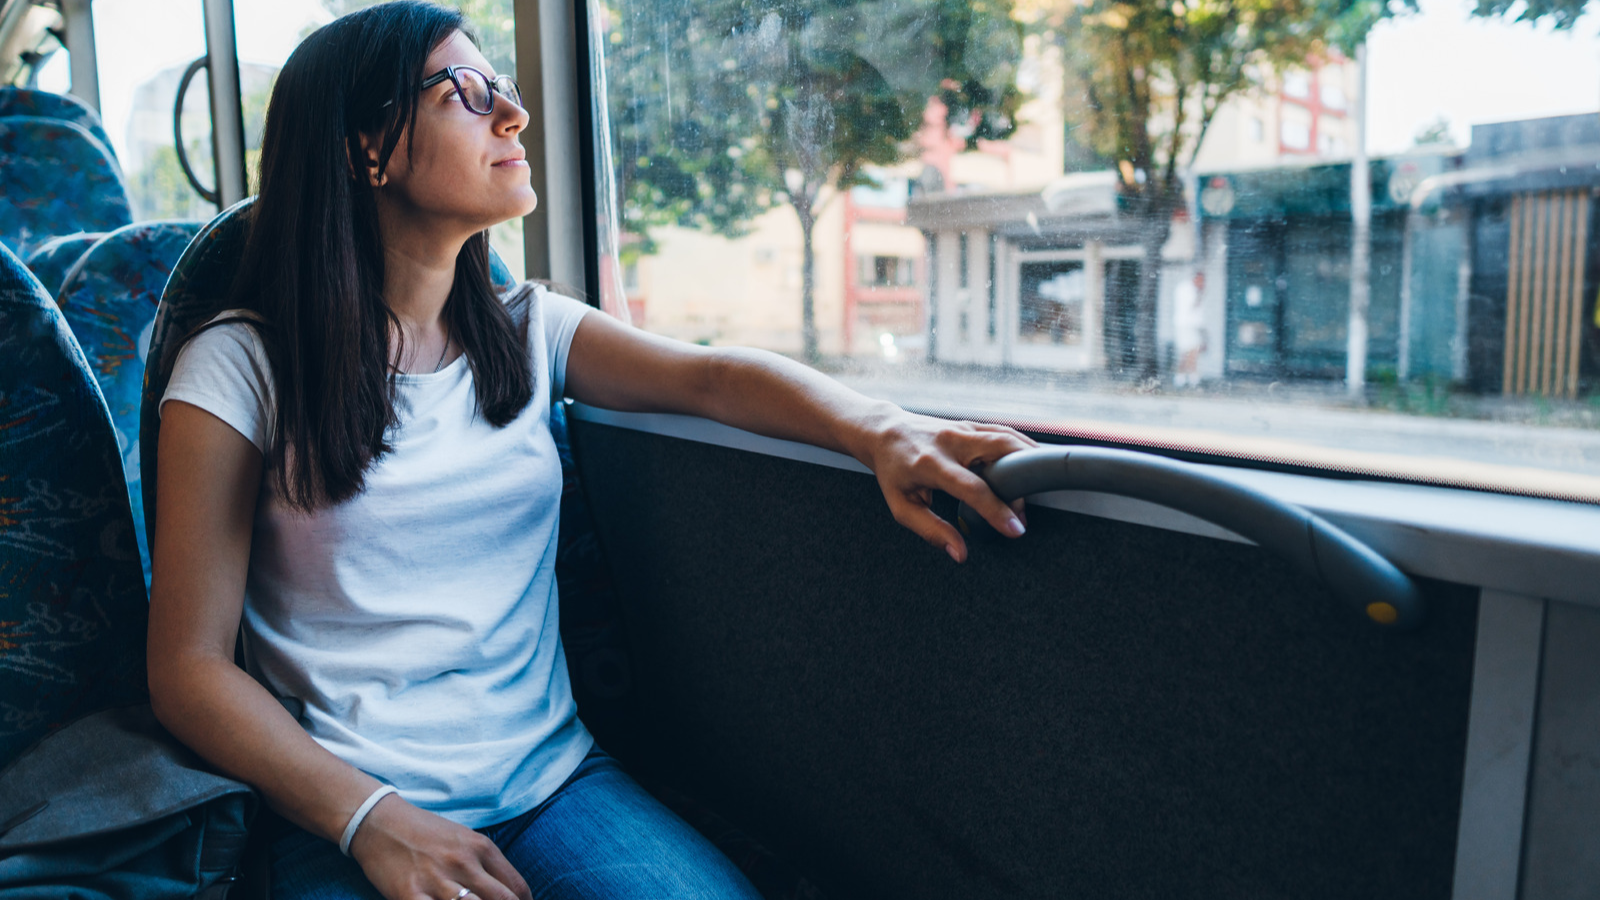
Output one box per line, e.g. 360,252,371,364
859,255,916,288
1280,109,1312,151
1321,79,1347,111
1281,69,1312,100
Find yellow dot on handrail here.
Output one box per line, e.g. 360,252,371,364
1366,602,1399,625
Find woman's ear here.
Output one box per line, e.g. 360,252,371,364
351,132,387,187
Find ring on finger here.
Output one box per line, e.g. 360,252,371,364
449,889,471,900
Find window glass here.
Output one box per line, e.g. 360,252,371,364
91,0,212,220
229,0,524,280
594,0,1600,503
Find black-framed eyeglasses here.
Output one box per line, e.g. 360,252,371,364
420,65,522,115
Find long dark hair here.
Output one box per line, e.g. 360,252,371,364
220,1,533,510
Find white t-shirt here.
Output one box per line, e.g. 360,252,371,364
161,285,595,828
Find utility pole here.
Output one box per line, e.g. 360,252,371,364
1346,43,1370,397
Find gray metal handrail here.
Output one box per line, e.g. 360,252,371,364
958,446,1425,629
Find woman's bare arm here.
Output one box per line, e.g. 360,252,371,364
147,401,529,900
564,312,1037,562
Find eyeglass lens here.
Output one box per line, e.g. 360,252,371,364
455,69,522,114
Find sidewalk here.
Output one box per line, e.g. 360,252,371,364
834,366,1600,501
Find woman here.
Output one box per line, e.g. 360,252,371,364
147,4,1033,899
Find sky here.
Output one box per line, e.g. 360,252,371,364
35,0,1600,164
1365,0,1600,153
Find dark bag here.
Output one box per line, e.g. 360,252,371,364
0,705,256,900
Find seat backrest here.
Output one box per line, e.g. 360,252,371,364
0,242,147,771
0,116,132,258
140,199,518,548
24,232,105,297
0,87,117,165
58,221,204,584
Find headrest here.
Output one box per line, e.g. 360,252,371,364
0,116,131,257
0,87,116,164
138,198,522,547
59,220,205,582
0,241,147,770
24,231,104,297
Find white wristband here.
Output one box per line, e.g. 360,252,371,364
339,785,398,857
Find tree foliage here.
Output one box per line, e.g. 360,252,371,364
605,0,1021,357
1048,0,1398,208
1471,0,1589,30
609,0,1020,236
321,0,518,76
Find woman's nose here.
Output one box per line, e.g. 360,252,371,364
495,97,529,136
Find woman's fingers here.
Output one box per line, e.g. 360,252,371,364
475,841,532,900
1011,497,1028,525
872,413,1040,561
969,421,1040,448
937,461,1027,539
884,486,967,562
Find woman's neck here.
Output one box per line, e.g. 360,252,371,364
376,206,471,372
381,240,457,327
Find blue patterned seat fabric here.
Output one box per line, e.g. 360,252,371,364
0,242,147,771
23,232,105,298
0,116,132,259
0,87,117,166
58,221,204,585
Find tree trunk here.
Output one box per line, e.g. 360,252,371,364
799,207,819,363
1134,207,1172,381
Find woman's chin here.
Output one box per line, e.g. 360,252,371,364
479,194,538,230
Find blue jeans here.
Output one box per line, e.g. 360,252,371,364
268,749,763,900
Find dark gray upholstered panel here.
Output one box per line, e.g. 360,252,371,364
1519,600,1600,900
572,421,1479,900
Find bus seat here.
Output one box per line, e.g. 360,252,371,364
0,116,132,258
57,221,205,586
135,202,813,897
23,232,104,297
0,87,117,166
0,240,148,772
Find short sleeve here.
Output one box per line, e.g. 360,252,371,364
538,287,593,402
160,314,276,454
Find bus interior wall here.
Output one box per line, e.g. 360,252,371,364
568,419,1480,900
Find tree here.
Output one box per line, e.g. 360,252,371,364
607,0,1021,361
1471,0,1588,29
321,0,518,75
1038,0,1404,379
1411,116,1453,149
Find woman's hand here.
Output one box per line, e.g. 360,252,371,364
350,795,532,900
858,411,1038,562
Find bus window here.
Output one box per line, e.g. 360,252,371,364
591,0,1600,506
90,0,211,220
227,0,526,280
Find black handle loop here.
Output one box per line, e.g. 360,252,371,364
174,56,220,207
957,446,1425,630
